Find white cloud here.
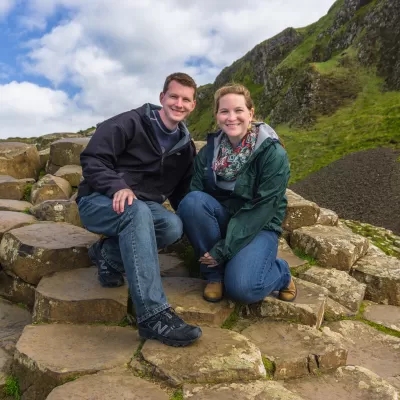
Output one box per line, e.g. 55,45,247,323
0,0,336,138
0,0,16,18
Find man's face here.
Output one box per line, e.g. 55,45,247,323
159,80,196,128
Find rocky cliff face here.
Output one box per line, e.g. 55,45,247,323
188,0,400,137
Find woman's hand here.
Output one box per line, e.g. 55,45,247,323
199,252,218,267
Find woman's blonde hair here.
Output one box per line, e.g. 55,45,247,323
214,84,254,115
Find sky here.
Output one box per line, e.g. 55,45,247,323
0,0,336,139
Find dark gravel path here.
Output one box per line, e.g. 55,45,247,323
289,147,400,235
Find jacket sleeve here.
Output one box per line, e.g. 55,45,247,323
208,145,290,264
189,146,206,192
80,121,133,198
168,141,196,211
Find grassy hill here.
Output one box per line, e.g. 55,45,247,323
187,0,400,184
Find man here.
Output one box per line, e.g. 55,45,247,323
76,72,202,347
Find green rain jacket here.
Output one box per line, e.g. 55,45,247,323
190,123,290,264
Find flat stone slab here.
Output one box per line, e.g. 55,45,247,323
241,321,347,380
14,324,140,400
0,222,98,285
30,174,72,205
0,175,26,200
0,199,32,212
0,298,31,353
54,165,82,187
0,142,40,179
277,237,307,270
291,225,369,271
183,381,304,399
0,270,36,309
0,211,36,240
30,199,82,226
317,208,339,226
140,326,266,385
33,267,127,324
362,303,400,332
324,320,400,384
282,190,320,232
159,253,189,277
299,266,366,312
352,245,400,306
284,366,399,400
47,372,169,400
163,277,233,327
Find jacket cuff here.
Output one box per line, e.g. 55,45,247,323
106,181,131,198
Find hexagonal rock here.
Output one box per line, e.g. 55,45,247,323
36,132,84,150
0,142,40,179
38,148,50,169
159,254,189,277
0,298,32,353
351,245,400,306
30,199,81,226
33,268,127,324
277,237,307,270
0,222,98,285
241,321,347,380
362,303,400,332
291,225,369,271
0,175,27,200
183,381,304,400
0,270,35,309
13,324,140,400
282,190,320,232
0,199,33,212
325,320,400,384
317,208,339,226
0,211,36,240
30,174,72,205
47,138,90,173
0,348,12,387
162,277,233,327
299,267,366,312
284,366,399,400
54,165,82,187
140,327,265,385
46,372,170,400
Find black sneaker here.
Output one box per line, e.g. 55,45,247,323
88,240,124,288
138,308,202,347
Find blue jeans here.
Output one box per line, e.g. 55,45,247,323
78,192,183,323
178,191,291,304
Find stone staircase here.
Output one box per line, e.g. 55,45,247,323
0,140,399,399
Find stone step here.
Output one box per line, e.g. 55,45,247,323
54,165,82,187
0,269,35,309
0,298,31,353
137,326,265,386
183,381,304,399
299,266,366,312
0,222,98,285
277,237,307,270
284,366,399,400
0,211,36,240
31,174,72,205
46,371,169,400
30,199,82,227
362,302,400,332
291,225,369,271
0,347,12,395
241,321,347,380
0,199,33,212
351,245,400,306
324,320,400,389
13,324,140,400
33,268,127,324
159,253,189,278
162,277,234,327
316,208,339,226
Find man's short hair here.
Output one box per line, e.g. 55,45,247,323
162,73,197,98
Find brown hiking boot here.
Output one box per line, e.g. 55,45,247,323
203,282,223,303
278,277,297,302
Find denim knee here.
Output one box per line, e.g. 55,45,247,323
224,280,258,304
120,200,152,226
158,213,183,247
178,191,207,217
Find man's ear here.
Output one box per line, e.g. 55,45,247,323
191,99,197,111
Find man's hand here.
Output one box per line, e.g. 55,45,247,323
199,252,218,267
113,188,136,214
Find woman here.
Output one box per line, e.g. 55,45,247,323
178,84,295,304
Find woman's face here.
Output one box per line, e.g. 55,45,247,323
216,93,254,146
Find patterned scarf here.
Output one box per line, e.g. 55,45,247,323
213,126,258,181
